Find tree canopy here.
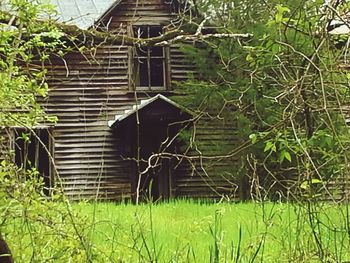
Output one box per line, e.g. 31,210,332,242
175,0,350,200
1,0,350,261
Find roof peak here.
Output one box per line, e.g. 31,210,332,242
108,94,193,128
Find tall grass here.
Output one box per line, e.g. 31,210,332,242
3,198,350,262
60,200,350,262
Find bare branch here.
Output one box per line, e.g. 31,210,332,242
0,10,252,47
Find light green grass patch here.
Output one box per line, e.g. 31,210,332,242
71,200,350,262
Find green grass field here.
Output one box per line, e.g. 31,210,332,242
74,201,350,262
5,200,350,262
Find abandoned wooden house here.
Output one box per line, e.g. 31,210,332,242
0,0,242,201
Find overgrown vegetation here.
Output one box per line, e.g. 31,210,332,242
175,0,350,201
2,201,350,262
1,0,350,262
0,1,91,261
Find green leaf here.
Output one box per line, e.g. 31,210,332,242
249,133,257,144
279,150,292,163
246,54,254,62
264,141,274,152
300,181,308,190
284,151,292,162
275,4,290,24
276,5,290,15
275,13,283,23
311,179,322,184
300,179,322,190
36,87,47,97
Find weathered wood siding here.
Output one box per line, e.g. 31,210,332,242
174,118,242,200
98,0,192,82
99,0,178,29
44,45,133,200
0,128,12,160
41,0,240,200
42,0,173,200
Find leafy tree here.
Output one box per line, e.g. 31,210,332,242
0,1,95,261
177,0,350,200
0,0,62,126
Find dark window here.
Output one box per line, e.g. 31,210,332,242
133,26,166,89
14,129,53,195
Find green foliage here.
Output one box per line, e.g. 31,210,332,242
0,72,56,126
176,0,350,200
0,0,64,126
0,159,95,262
0,1,96,262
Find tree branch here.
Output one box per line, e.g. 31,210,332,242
0,10,252,47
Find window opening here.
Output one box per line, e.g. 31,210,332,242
14,129,52,195
133,26,166,89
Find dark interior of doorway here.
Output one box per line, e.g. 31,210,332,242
14,129,52,195
136,123,173,201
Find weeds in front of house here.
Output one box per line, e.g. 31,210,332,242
2,160,350,263
59,200,350,262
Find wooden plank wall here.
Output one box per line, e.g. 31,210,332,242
42,0,177,200
173,117,242,200
103,0,241,200
0,128,12,161
100,0,177,29
41,0,241,200
44,45,134,200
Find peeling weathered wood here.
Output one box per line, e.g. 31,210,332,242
1,0,247,201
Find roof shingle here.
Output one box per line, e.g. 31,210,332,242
50,0,119,29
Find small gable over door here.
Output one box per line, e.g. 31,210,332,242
109,94,193,202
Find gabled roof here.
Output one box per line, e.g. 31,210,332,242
2,0,184,30
50,0,183,30
50,0,122,29
108,94,193,128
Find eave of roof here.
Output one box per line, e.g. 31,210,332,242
108,94,194,129
94,0,123,28
2,0,184,30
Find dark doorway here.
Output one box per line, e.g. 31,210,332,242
110,94,193,202
134,123,175,202
14,129,53,195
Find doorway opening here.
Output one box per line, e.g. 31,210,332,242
135,123,176,201
110,94,193,202
13,128,53,195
